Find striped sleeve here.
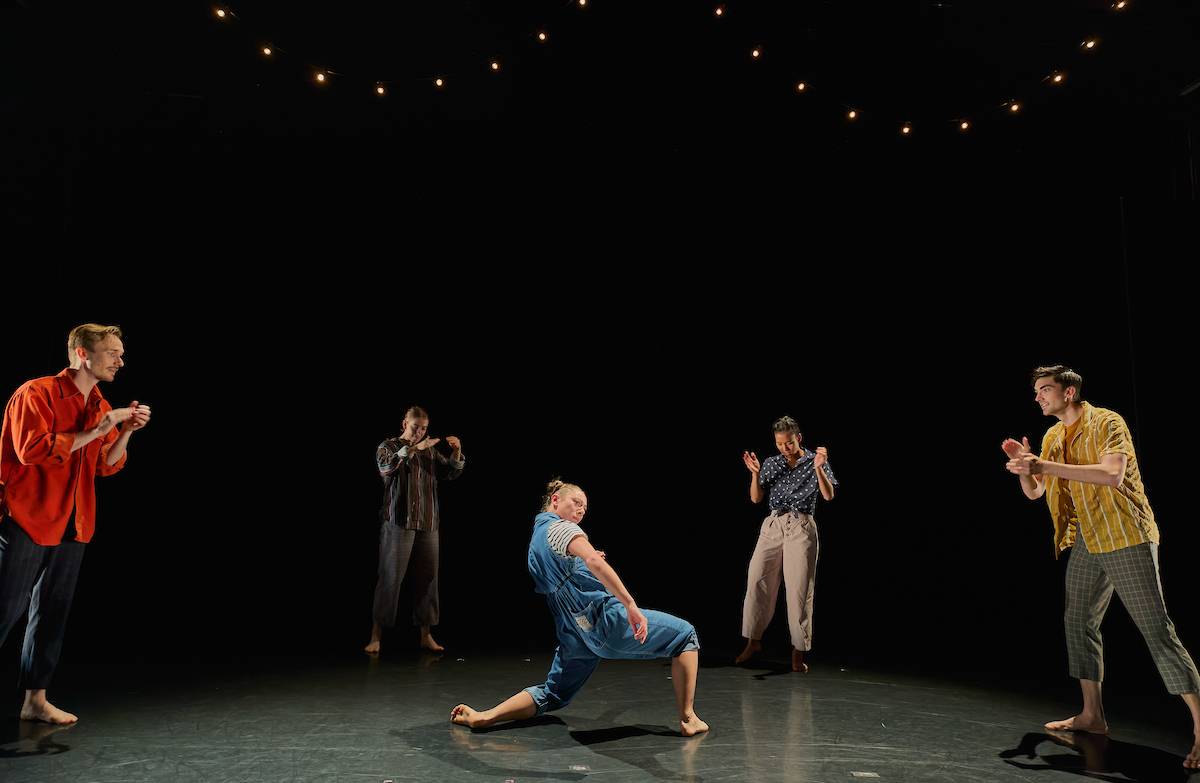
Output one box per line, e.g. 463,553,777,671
1098,413,1135,458
377,439,409,477
547,521,587,558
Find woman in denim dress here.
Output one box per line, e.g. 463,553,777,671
450,479,708,736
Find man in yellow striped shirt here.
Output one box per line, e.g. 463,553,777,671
1003,366,1200,769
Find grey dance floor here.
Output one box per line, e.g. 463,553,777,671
1,650,1194,782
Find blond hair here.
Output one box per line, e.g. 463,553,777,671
541,477,583,511
67,323,123,368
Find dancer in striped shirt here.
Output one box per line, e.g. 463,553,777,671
1004,365,1200,769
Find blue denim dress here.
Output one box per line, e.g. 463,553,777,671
523,511,700,714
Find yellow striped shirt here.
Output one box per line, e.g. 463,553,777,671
1039,402,1159,558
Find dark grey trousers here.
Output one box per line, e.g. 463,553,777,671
372,525,439,628
0,519,86,689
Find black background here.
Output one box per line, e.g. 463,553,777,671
2,0,1198,722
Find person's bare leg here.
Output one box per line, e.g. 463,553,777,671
734,638,761,665
420,625,444,652
364,622,382,654
19,690,77,725
450,691,536,728
1044,679,1108,733
672,651,709,736
1181,692,1200,769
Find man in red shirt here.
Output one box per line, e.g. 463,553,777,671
0,323,151,724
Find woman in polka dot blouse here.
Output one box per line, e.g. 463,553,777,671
736,416,837,673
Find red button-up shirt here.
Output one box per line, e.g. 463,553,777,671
0,369,128,545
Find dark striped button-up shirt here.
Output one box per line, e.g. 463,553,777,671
377,437,465,532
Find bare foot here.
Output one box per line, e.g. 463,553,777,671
1185,734,1200,769
1043,715,1108,734
450,704,490,729
792,648,809,674
680,712,710,737
20,700,78,725
364,639,381,655
734,639,761,665
421,633,445,653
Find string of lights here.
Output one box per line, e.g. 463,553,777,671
712,1,1134,136
208,0,1139,137
209,2,582,96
